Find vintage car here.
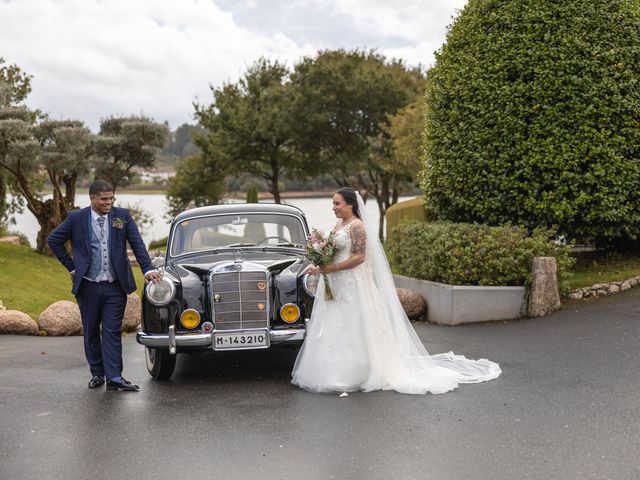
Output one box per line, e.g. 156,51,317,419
136,203,319,379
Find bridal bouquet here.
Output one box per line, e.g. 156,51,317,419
305,228,337,300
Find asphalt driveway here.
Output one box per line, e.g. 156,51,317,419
1,289,639,480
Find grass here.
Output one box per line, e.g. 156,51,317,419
568,251,640,290
0,243,145,320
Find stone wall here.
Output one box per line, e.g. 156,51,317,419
567,276,640,300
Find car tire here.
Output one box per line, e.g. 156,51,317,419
145,347,177,380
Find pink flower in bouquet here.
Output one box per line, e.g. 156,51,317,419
305,228,337,299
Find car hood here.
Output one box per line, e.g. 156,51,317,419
167,250,305,278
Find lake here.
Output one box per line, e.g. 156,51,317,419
9,194,413,248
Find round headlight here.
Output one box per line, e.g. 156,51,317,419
280,303,300,323
146,278,176,306
180,309,201,329
302,273,320,297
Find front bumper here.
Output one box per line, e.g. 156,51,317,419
137,327,306,350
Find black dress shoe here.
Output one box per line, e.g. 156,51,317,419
88,375,105,389
106,377,139,391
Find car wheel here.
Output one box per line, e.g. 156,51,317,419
145,347,177,380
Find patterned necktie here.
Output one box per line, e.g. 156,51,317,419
97,216,106,239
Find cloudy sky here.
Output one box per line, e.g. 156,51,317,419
0,0,467,131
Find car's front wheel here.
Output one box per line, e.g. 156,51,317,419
145,347,177,380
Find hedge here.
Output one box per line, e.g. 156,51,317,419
385,197,426,241
421,0,640,245
388,220,574,292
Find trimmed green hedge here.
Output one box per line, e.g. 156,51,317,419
385,197,426,241
388,221,574,292
421,0,640,245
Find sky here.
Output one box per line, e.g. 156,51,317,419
0,0,467,131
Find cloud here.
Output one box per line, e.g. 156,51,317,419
0,0,314,129
309,0,467,65
0,0,467,130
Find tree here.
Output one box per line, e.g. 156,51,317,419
421,0,640,245
0,112,94,252
1,62,168,252
94,115,169,192
195,58,316,204
246,184,259,203
0,58,32,229
0,58,31,106
162,123,203,158
387,99,425,184
165,152,229,218
290,49,425,238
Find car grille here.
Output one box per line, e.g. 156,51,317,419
210,270,269,330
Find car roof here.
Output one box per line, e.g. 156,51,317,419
172,202,307,223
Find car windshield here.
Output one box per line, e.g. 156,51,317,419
169,213,307,256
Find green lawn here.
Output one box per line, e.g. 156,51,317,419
0,243,145,320
568,251,640,290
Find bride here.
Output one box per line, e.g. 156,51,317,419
291,187,502,394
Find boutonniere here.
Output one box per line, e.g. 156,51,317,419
112,217,127,229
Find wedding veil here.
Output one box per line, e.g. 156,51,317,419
355,192,501,387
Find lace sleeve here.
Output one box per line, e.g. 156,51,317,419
349,220,366,256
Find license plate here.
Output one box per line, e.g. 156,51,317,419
212,330,270,350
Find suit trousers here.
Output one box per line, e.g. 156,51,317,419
75,280,127,380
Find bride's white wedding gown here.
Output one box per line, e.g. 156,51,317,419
292,217,501,395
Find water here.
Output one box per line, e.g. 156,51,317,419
9,194,413,247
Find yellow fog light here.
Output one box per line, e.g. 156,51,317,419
180,309,201,329
280,303,300,323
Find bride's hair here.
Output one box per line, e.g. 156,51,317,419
335,187,361,219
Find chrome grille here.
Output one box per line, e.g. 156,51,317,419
210,268,269,331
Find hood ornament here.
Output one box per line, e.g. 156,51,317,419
233,249,244,263
233,249,244,271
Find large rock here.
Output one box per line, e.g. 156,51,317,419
122,293,141,332
0,310,39,335
396,288,427,320
38,301,83,336
0,235,21,245
527,257,561,317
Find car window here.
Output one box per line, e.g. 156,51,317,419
170,213,306,256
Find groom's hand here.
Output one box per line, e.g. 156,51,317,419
144,271,163,284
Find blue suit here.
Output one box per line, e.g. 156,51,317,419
48,206,153,380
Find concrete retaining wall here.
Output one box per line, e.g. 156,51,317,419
393,274,526,325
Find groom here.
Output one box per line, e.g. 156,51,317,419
48,179,162,391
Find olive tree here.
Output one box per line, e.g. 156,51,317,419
0,58,32,229
1,61,168,251
94,115,169,192
0,113,94,252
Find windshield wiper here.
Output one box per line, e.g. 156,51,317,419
226,242,257,247
259,243,304,249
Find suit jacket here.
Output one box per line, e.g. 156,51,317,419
48,206,153,295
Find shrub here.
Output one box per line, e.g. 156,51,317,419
148,237,167,250
421,0,640,245
245,184,259,203
385,197,426,241
388,221,574,292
